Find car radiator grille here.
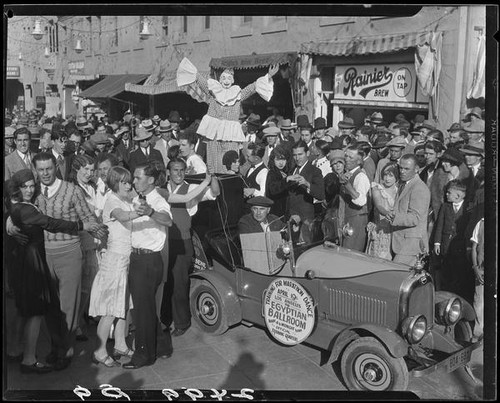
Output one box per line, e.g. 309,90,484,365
329,289,387,325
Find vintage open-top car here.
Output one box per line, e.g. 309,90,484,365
189,222,481,391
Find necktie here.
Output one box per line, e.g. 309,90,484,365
24,154,30,166
453,204,460,213
44,186,49,197
397,181,406,197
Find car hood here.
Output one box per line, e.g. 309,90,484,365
295,244,410,278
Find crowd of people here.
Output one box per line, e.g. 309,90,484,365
3,102,485,375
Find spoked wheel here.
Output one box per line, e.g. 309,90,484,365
190,281,228,335
341,336,409,391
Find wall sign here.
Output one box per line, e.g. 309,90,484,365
68,60,85,75
263,279,315,345
7,66,21,78
334,63,428,104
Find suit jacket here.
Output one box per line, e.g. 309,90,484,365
433,201,470,256
153,138,170,167
287,161,325,221
4,150,37,181
362,156,376,182
115,140,134,168
391,175,431,256
128,147,165,174
238,213,284,234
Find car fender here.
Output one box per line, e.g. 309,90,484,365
328,324,408,363
191,271,242,326
435,291,475,322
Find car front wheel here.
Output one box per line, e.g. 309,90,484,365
341,336,409,391
190,281,229,335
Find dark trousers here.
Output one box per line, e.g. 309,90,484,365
161,238,193,330
129,252,163,364
342,214,368,252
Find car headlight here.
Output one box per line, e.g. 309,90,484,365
402,315,427,344
436,297,462,326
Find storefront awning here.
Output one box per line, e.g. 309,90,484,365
210,52,297,70
79,74,148,99
300,31,436,57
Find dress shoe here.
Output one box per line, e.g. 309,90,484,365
171,327,189,337
122,360,154,369
45,352,58,365
20,361,53,374
92,353,120,367
53,357,72,371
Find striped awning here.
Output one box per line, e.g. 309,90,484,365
125,69,211,96
210,52,297,70
79,74,148,99
300,31,436,57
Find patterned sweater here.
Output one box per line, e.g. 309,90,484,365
36,181,97,249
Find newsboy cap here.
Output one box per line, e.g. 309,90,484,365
247,196,274,207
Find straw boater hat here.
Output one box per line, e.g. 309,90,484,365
370,112,383,124
141,119,155,132
460,141,485,158
158,119,174,133
115,126,130,138
262,126,281,138
133,126,153,142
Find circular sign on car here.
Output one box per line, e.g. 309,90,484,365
263,279,315,346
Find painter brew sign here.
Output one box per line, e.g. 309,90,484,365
334,63,428,104
263,279,315,345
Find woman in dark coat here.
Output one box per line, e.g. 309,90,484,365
6,169,97,374
265,144,294,218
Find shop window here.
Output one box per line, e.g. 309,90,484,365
47,20,59,53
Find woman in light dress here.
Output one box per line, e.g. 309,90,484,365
89,166,212,366
366,163,399,260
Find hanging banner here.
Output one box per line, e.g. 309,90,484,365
334,63,428,104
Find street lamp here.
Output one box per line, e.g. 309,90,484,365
139,20,152,39
18,52,23,61
32,19,44,40
44,46,50,58
74,39,83,54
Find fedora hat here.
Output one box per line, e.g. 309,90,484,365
440,147,464,165
313,117,327,130
90,132,109,145
421,119,436,130
462,119,484,133
76,116,89,127
338,117,355,129
152,115,161,124
246,113,261,128
168,110,181,123
411,114,426,126
397,119,411,130
460,141,484,157
296,114,310,128
115,126,130,137
262,126,281,138
141,119,155,132
158,119,174,133
386,136,407,148
133,126,153,142
372,135,390,149
280,119,295,130
447,122,462,132
370,112,383,124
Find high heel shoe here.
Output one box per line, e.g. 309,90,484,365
112,348,134,360
91,353,120,368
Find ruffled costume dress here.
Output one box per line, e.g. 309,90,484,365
176,57,274,173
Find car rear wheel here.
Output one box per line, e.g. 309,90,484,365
341,336,409,391
190,281,229,335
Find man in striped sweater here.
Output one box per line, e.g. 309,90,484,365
8,152,107,370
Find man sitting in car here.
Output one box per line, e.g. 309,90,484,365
238,196,284,234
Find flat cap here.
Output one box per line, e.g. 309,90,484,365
247,196,274,207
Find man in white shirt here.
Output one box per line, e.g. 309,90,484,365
243,142,269,202
338,145,371,251
160,158,220,337
123,162,173,370
178,131,207,175
261,126,280,167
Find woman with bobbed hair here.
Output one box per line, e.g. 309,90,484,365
265,144,294,217
6,169,98,373
222,150,240,174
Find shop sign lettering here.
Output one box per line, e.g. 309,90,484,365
263,279,315,345
68,60,85,74
334,63,428,104
7,66,20,78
